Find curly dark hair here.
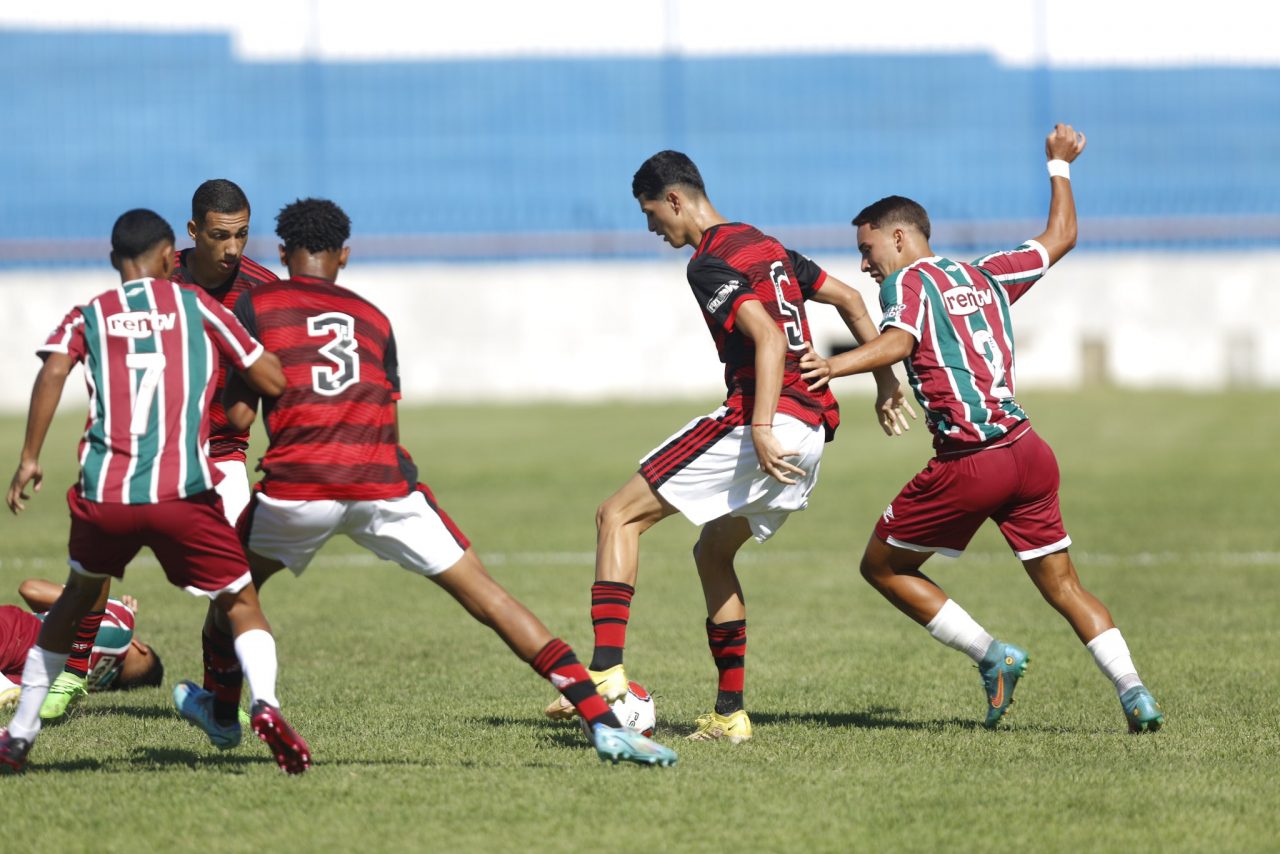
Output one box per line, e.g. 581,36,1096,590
275,198,352,253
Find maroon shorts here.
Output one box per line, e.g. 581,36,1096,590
873,427,1071,559
66,486,252,598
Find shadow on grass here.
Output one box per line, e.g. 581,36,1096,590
748,707,980,732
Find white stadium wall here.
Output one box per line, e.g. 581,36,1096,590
2,251,1277,413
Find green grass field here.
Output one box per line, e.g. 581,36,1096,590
2,390,1278,852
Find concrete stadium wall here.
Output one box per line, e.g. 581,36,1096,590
1,251,1276,414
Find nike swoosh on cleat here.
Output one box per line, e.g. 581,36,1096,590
990,673,1005,709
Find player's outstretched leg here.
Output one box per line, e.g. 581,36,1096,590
430,551,677,765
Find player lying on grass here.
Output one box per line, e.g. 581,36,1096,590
1,209,311,775
544,150,915,743
799,124,1163,733
0,580,163,717
200,197,676,767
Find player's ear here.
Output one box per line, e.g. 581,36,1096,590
109,250,121,272
666,189,682,214
187,218,199,241
338,246,351,269
278,244,288,266
159,244,176,279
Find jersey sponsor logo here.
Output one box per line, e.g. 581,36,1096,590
942,286,994,317
883,303,907,322
706,280,741,312
106,310,177,338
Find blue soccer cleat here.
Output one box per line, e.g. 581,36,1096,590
979,642,1030,728
1120,686,1164,734
591,722,678,767
173,680,241,750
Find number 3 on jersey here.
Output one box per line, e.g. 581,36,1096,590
308,312,360,395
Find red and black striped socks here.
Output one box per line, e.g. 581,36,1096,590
532,638,620,729
202,624,244,725
706,618,746,715
588,581,634,672
64,609,105,678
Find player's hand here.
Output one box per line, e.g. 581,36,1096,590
6,459,43,515
876,383,917,437
121,594,139,613
799,343,832,391
750,425,806,486
1045,123,1086,163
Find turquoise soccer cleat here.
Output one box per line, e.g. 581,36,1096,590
591,722,678,767
1120,686,1164,733
978,642,1030,728
173,680,242,750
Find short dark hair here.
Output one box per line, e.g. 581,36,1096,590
115,647,164,691
111,209,175,259
632,150,706,200
275,198,352,254
192,179,251,225
852,195,932,240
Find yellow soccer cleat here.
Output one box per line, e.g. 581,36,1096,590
686,709,752,744
0,686,20,715
543,664,630,720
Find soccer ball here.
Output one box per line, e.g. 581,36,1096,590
610,681,656,737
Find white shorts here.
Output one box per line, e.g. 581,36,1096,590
246,489,468,577
213,459,251,526
638,408,825,543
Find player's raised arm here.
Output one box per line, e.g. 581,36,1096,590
808,274,916,436
6,352,75,515
1034,123,1087,266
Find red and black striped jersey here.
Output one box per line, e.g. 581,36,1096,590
687,223,840,438
234,275,411,501
171,249,278,462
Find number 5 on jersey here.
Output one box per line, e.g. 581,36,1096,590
308,312,360,395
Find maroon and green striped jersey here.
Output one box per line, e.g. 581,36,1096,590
39,277,265,503
687,223,840,438
877,240,1049,452
171,249,278,463
233,275,410,501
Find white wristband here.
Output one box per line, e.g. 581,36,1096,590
1047,159,1071,180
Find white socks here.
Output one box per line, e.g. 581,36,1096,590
234,629,280,709
8,646,69,741
925,600,995,664
1086,627,1143,696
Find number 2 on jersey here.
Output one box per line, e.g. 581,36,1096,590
308,312,360,396
971,330,1013,399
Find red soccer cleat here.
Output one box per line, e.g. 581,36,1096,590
250,701,311,775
